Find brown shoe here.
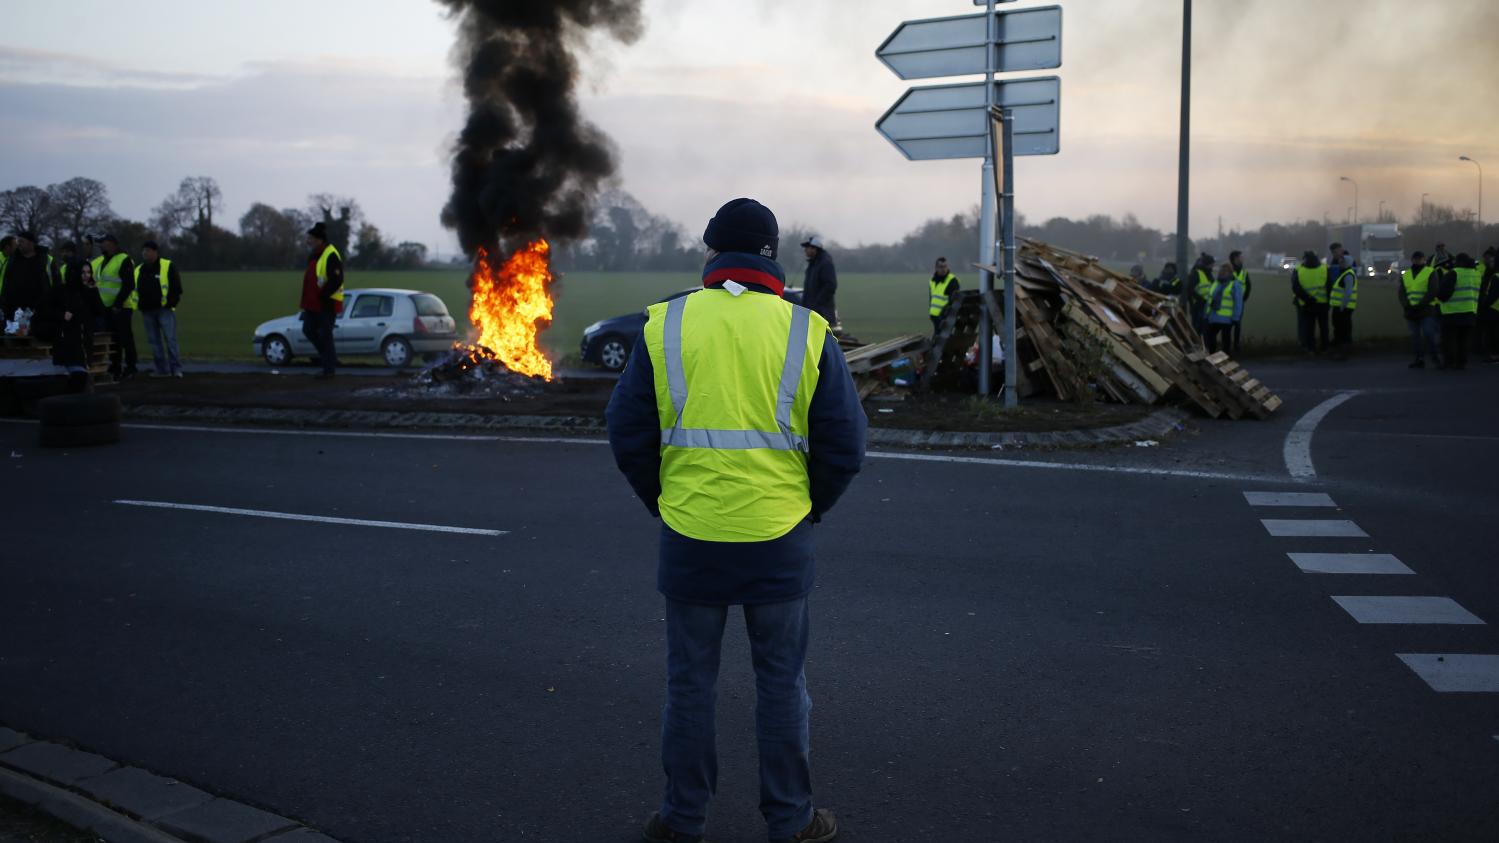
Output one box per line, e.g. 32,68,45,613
771,808,838,843
642,811,704,843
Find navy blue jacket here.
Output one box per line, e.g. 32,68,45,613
605,263,867,606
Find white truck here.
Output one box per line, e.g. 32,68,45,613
1326,223,1404,277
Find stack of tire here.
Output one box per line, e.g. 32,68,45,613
37,393,122,448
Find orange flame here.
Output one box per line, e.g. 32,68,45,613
469,240,555,380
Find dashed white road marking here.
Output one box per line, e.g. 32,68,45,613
1283,390,1360,480
1398,654,1499,692
1261,519,1367,537
1244,491,1336,507
1288,553,1414,575
1332,596,1485,625
114,500,507,536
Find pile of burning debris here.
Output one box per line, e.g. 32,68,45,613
412,342,548,398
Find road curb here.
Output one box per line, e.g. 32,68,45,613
116,403,1189,449
0,727,340,843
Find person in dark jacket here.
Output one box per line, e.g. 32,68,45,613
135,241,184,377
1399,251,1442,368
799,235,838,328
608,199,865,843
1228,250,1253,354
93,233,138,379
1436,252,1480,370
1477,246,1498,363
43,260,105,390
0,231,53,320
1151,262,1181,295
1291,250,1330,353
300,222,344,378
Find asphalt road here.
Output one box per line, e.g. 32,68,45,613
2,355,1497,841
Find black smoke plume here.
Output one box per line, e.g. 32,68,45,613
437,0,643,256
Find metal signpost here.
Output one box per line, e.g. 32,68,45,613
875,1,1062,406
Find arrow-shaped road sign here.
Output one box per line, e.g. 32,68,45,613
876,5,1062,81
875,76,1060,161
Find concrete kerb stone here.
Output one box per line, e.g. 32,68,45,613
76,765,214,821
0,727,32,753
121,403,1191,449
1,740,118,786
156,798,299,843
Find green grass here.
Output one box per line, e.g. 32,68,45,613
146,269,1412,363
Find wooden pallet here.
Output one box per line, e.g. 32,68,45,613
844,334,929,375
1125,327,1226,419
1188,351,1281,419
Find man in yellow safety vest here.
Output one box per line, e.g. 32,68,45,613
300,222,344,378
927,256,960,334
607,198,865,843
1290,249,1330,354
1399,251,1441,368
89,233,138,379
1437,252,1482,369
1328,242,1359,356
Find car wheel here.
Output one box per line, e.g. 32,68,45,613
263,334,293,366
599,336,630,371
383,336,414,368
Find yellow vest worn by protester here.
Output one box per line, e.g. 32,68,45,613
1400,266,1433,308
1209,278,1237,319
132,259,174,309
1441,267,1481,316
1330,266,1359,311
1296,264,1328,305
928,273,957,317
644,287,828,543
1194,268,1213,309
316,244,345,303
91,253,134,309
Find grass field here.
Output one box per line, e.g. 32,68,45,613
146,268,1412,364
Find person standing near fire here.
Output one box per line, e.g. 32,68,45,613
927,255,960,334
300,222,344,379
608,198,865,843
91,234,137,380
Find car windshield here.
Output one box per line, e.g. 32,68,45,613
412,294,449,317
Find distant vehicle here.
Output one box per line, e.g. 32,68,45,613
253,288,459,368
1327,223,1404,277
581,287,805,371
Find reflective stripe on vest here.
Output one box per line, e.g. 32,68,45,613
92,253,134,309
645,288,827,543
1209,279,1237,318
1330,267,1359,311
1441,267,1481,316
1401,266,1433,307
316,244,344,302
928,273,957,317
132,258,172,309
1296,264,1328,304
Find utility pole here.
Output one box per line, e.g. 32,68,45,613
1174,0,1191,314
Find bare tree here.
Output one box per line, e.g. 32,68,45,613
47,177,114,245
0,186,57,240
305,193,363,254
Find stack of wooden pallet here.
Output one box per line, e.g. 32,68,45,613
0,333,116,383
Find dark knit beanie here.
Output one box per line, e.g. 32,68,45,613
703,198,778,260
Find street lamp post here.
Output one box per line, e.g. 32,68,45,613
1378,199,1386,222
1420,192,1430,225
1340,176,1359,225
1174,0,1192,315
1459,155,1482,252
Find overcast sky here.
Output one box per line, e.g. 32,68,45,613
2,0,1495,255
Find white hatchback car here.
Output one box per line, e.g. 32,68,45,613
252,288,460,368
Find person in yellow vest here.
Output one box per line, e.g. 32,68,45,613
90,233,137,379
1328,243,1359,355
1399,251,1442,368
1477,246,1498,364
1189,253,1215,335
1436,252,1481,370
1290,249,1330,354
0,235,15,291
1228,250,1253,354
927,255,960,334
1204,262,1243,353
300,222,344,378
607,198,865,843
135,241,184,378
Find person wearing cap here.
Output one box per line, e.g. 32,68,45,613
135,241,184,378
1399,251,1442,368
1478,247,1499,363
927,256,961,334
1228,251,1253,354
799,235,838,328
1290,249,1330,354
0,231,55,323
1327,242,1359,356
300,222,344,378
607,198,865,843
1204,262,1243,353
1150,261,1181,296
90,233,137,379
1436,252,1481,369
1189,253,1215,335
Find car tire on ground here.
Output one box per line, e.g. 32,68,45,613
38,393,121,426
598,336,630,372
263,334,294,366
38,420,121,448
382,336,413,368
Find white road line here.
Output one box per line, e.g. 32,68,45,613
1261,519,1368,537
113,500,506,536
1283,390,1360,480
1332,596,1485,625
120,423,608,445
1243,491,1336,507
1287,553,1415,575
1398,654,1499,693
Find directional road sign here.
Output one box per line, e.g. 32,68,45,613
875,76,1060,161
876,5,1062,81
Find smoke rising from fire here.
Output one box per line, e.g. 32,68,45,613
436,0,643,255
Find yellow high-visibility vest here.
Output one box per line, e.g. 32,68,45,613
1400,266,1433,308
643,287,828,542
1296,264,1329,305
928,273,957,317
132,259,174,309
1441,267,1481,316
316,244,344,303
91,253,134,309
1330,266,1359,311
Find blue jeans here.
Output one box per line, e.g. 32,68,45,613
140,309,181,374
1407,315,1440,360
661,597,813,839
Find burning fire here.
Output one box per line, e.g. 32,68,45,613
469,239,555,380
